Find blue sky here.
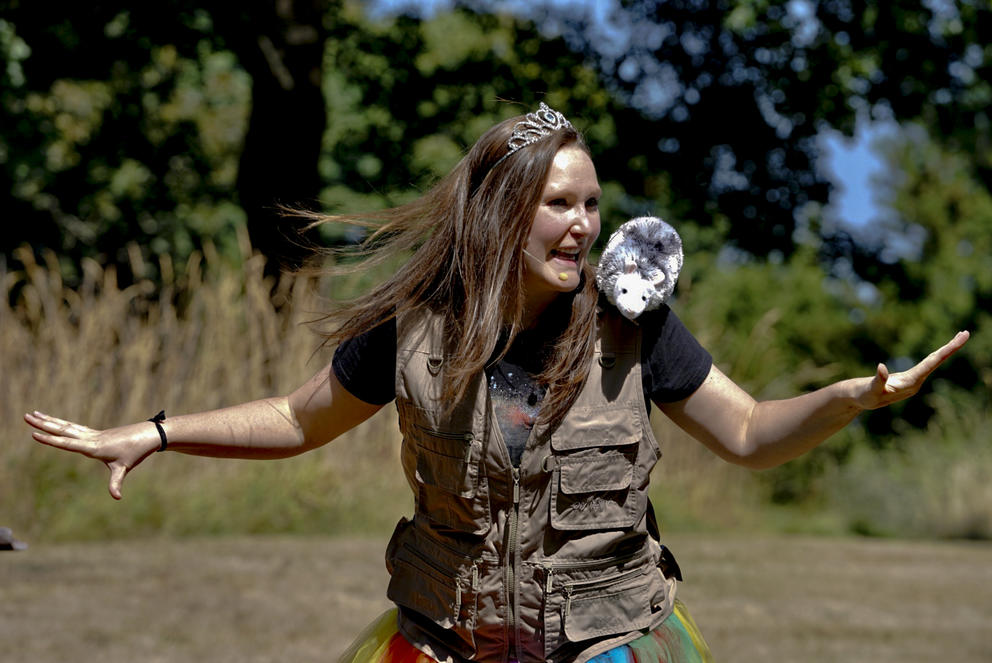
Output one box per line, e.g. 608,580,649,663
370,0,886,231
818,124,888,229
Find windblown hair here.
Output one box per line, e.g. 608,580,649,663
301,113,599,429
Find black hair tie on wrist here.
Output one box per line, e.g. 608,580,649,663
149,410,168,452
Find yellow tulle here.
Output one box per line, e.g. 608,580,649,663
337,608,400,663
672,600,714,663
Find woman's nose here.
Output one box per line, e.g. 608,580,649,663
570,208,593,235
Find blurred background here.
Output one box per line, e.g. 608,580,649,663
2,0,990,544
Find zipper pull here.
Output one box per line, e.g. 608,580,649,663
545,566,554,594
563,584,573,617
512,467,520,506
471,563,479,592
456,582,462,611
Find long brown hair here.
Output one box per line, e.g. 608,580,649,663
304,112,599,429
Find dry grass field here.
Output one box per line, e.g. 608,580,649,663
1,533,989,663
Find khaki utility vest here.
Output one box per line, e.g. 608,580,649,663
386,308,677,663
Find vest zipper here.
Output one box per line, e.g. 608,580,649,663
412,426,475,466
542,547,648,594
506,466,521,662
561,565,646,618
413,425,475,443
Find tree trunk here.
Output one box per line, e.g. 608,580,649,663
229,0,329,275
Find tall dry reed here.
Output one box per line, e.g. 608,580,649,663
2,241,410,541
2,241,768,542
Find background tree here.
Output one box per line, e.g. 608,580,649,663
1,0,333,281
509,0,992,261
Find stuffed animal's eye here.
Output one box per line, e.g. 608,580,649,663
621,288,628,294
642,294,647,301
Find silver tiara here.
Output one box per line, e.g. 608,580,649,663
504,102,574,158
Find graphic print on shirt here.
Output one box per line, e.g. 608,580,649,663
487,359,544,467
485,327,553,467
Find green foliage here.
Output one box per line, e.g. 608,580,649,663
1,9,251,282
537,0,992,258
679,249,854,398
668,123,991,514
841,127,992,436
871,127,992,347
319,6,635,239
675,247,862,503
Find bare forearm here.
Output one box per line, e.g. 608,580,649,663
662,366,873,470
741,377,869,469
159,397,308,459
26,362,383,499
661,333,967,472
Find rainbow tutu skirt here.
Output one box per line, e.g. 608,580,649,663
338,600,713,663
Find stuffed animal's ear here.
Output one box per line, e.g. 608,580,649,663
623,257,638,274
652,271,666,287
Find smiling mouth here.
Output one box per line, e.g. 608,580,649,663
550,249,580,263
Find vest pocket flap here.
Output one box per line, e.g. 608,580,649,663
562,571,653,642
550,407,639,451
558,449,634,494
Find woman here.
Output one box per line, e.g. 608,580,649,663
25,103,968,663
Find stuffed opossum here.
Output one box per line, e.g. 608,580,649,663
596,216,683,320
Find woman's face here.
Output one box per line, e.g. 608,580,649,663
522,145,602,311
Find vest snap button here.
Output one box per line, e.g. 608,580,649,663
599,354,616,368
427,355,443,375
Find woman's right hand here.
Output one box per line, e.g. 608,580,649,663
24,411,161,500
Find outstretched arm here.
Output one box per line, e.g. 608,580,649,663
24,365,383,499
658,331,970,469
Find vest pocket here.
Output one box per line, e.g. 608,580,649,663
414,426,491,534
415,426,480,497
548,407,641,530
542,563,657,659
386,542,478,658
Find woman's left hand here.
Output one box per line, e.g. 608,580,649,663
856,331,971,410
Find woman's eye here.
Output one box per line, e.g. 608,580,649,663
549,198,568,207
586,198,599,210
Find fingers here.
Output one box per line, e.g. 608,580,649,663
939,330,970,358
24,411,90,438
924,333,967,368
907,330,971,382
29,429,92,453
25,415,88,454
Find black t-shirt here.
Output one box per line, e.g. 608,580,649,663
332,305,712,465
